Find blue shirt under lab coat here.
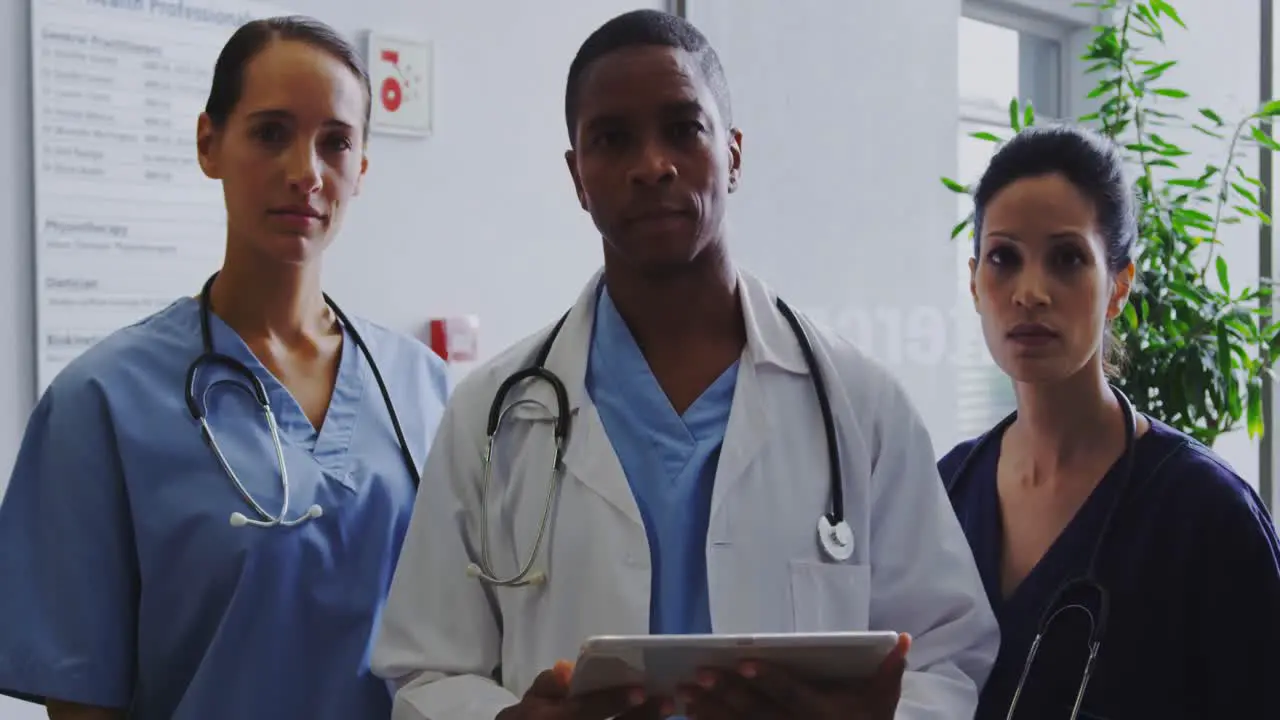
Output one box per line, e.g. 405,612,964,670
0,296,449,719
585,286,739,637
939,416,1280,719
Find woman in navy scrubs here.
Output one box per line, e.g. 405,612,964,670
938,124,1280,719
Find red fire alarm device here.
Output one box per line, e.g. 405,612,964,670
427,316,479,362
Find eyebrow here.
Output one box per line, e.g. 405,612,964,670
986,230,1088,243
246,109,354,130
582,100,707,133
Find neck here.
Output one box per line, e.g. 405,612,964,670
602,243,743,352
207,245,333,345
1008,365,1122,472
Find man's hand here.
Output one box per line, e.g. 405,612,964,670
680,632,912,720
496,661,664,720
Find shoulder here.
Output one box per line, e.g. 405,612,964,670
44,298,200,402
797,309,926,430
22,300,197,449
345,315,449,399
1139,420,1272,527
448,322,557,409
938,436,985,485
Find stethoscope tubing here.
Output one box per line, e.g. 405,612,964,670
187,271,419,528
467,290,851,587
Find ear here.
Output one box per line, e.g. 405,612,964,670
727,127,743,193
196,113,221,180
353,151,369,197
565,148,588,212
968,256,979,309
1107,261,1135,320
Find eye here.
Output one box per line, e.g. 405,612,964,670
591,130,628,150
985,246,1018,266
323,134,354,152
252,121,287,144
668,120,705,139
1053,245,1088,267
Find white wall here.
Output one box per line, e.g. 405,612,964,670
686,0,965,450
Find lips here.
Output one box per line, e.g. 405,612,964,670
1007,323,1059,339
1006,323,1060,349
625,206,692,225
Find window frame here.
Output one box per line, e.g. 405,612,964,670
952,2,1087,444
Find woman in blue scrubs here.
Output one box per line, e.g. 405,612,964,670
939,124,1280,719
0,16,448,720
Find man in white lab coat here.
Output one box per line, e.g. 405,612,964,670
372,9,998,720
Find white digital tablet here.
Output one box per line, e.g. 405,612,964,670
567,631,902,697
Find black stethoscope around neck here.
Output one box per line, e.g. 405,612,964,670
463,293,853,588
187,271,418,529
944,383,1139,720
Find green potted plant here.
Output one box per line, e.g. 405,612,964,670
943,0,1280,446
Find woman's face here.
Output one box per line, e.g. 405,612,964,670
970,172,1132,384
197,39,367,266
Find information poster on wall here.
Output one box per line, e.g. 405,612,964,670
30,0,287,392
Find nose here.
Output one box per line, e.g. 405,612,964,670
1012,267,1051,308
284,141,322,194
627,137,677,186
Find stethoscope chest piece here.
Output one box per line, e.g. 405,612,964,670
818,515,855,562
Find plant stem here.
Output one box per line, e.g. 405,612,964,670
1203,115,1257,275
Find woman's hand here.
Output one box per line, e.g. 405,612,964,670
680,633,911,720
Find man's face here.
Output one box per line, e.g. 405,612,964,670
565,45,742,273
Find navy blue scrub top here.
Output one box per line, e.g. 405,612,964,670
939,417,1280,720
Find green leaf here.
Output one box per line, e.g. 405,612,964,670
1009,98,1022,131
1216,256,1231,295
940,177,969,194
1024,101,1035,127
1257,99,1280,117
1192,124,1225,139
1251,125,1280,152
1230,182,1260,206
1153,88,1190,99
969,131,1002,143
1248,377,1264,437
1123,302,1139,329
1141,60,1177,78
1199,108,1225,125
950,217,973,240
1151,0,1186,28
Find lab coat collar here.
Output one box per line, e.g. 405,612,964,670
540,266,810,414
737,270,810,376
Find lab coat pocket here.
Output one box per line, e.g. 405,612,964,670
788,559,871,632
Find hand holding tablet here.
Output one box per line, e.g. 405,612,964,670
565,631,912,719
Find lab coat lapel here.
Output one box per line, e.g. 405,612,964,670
522,269,646,528
709,355,770,523
710,273,810,522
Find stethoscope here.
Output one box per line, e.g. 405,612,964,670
186,272,418,529
944,384,1138,720
464,295,852,587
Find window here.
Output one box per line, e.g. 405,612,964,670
953,12,1069,442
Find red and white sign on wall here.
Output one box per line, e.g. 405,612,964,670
426,316,480,363
366,31,432,137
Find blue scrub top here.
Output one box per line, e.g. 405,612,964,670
939,417,1280,719
585,286,738,638
0,296,449,720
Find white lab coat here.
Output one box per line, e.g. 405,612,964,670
372,269,999,720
